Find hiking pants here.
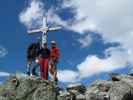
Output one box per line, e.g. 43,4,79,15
27,61,39,76
39,58,49,80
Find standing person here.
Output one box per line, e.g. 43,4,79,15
27,43,38,76
49,41,60,82
38,43,50,80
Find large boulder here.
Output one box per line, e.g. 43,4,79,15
86,80,113,100
0,76,58,100
85,74,133,100
108,74,133,100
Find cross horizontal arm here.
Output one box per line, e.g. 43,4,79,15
48,26,61,31
27,29,42,34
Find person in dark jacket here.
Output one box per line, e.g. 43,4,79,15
38,43,50,80
27,43,38,76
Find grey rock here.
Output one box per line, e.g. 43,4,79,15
85,74,133,100
0,76,58,100
1,73,133,100
109,81,132,100
86,80,113,100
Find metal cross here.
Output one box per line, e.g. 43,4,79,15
28,16,61,46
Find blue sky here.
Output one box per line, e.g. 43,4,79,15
0,0,133,86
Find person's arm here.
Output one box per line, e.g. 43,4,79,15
56,48,60,59
38,48,42,57
53,48,59,61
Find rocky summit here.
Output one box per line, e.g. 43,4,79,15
0,73,133,100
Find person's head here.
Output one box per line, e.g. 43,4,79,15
51,40,56,48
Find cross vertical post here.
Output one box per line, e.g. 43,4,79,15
27,16,61,47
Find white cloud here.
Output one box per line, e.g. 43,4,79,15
46,8,68,27
77,50,128,78
19,0,44,29
58,47,129,82
0,72,10,77
0,46,8,58
57,70,80,83
78,34,92,48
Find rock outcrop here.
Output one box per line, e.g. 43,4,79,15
86,73,133,100
0,76,58,100
1,73,133,100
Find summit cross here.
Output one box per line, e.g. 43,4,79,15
28,16,61,45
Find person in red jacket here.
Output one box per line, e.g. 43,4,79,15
38,43,50,80
49,41,60,82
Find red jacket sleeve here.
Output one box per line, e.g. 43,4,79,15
51,48,60,59
55,48,60,58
